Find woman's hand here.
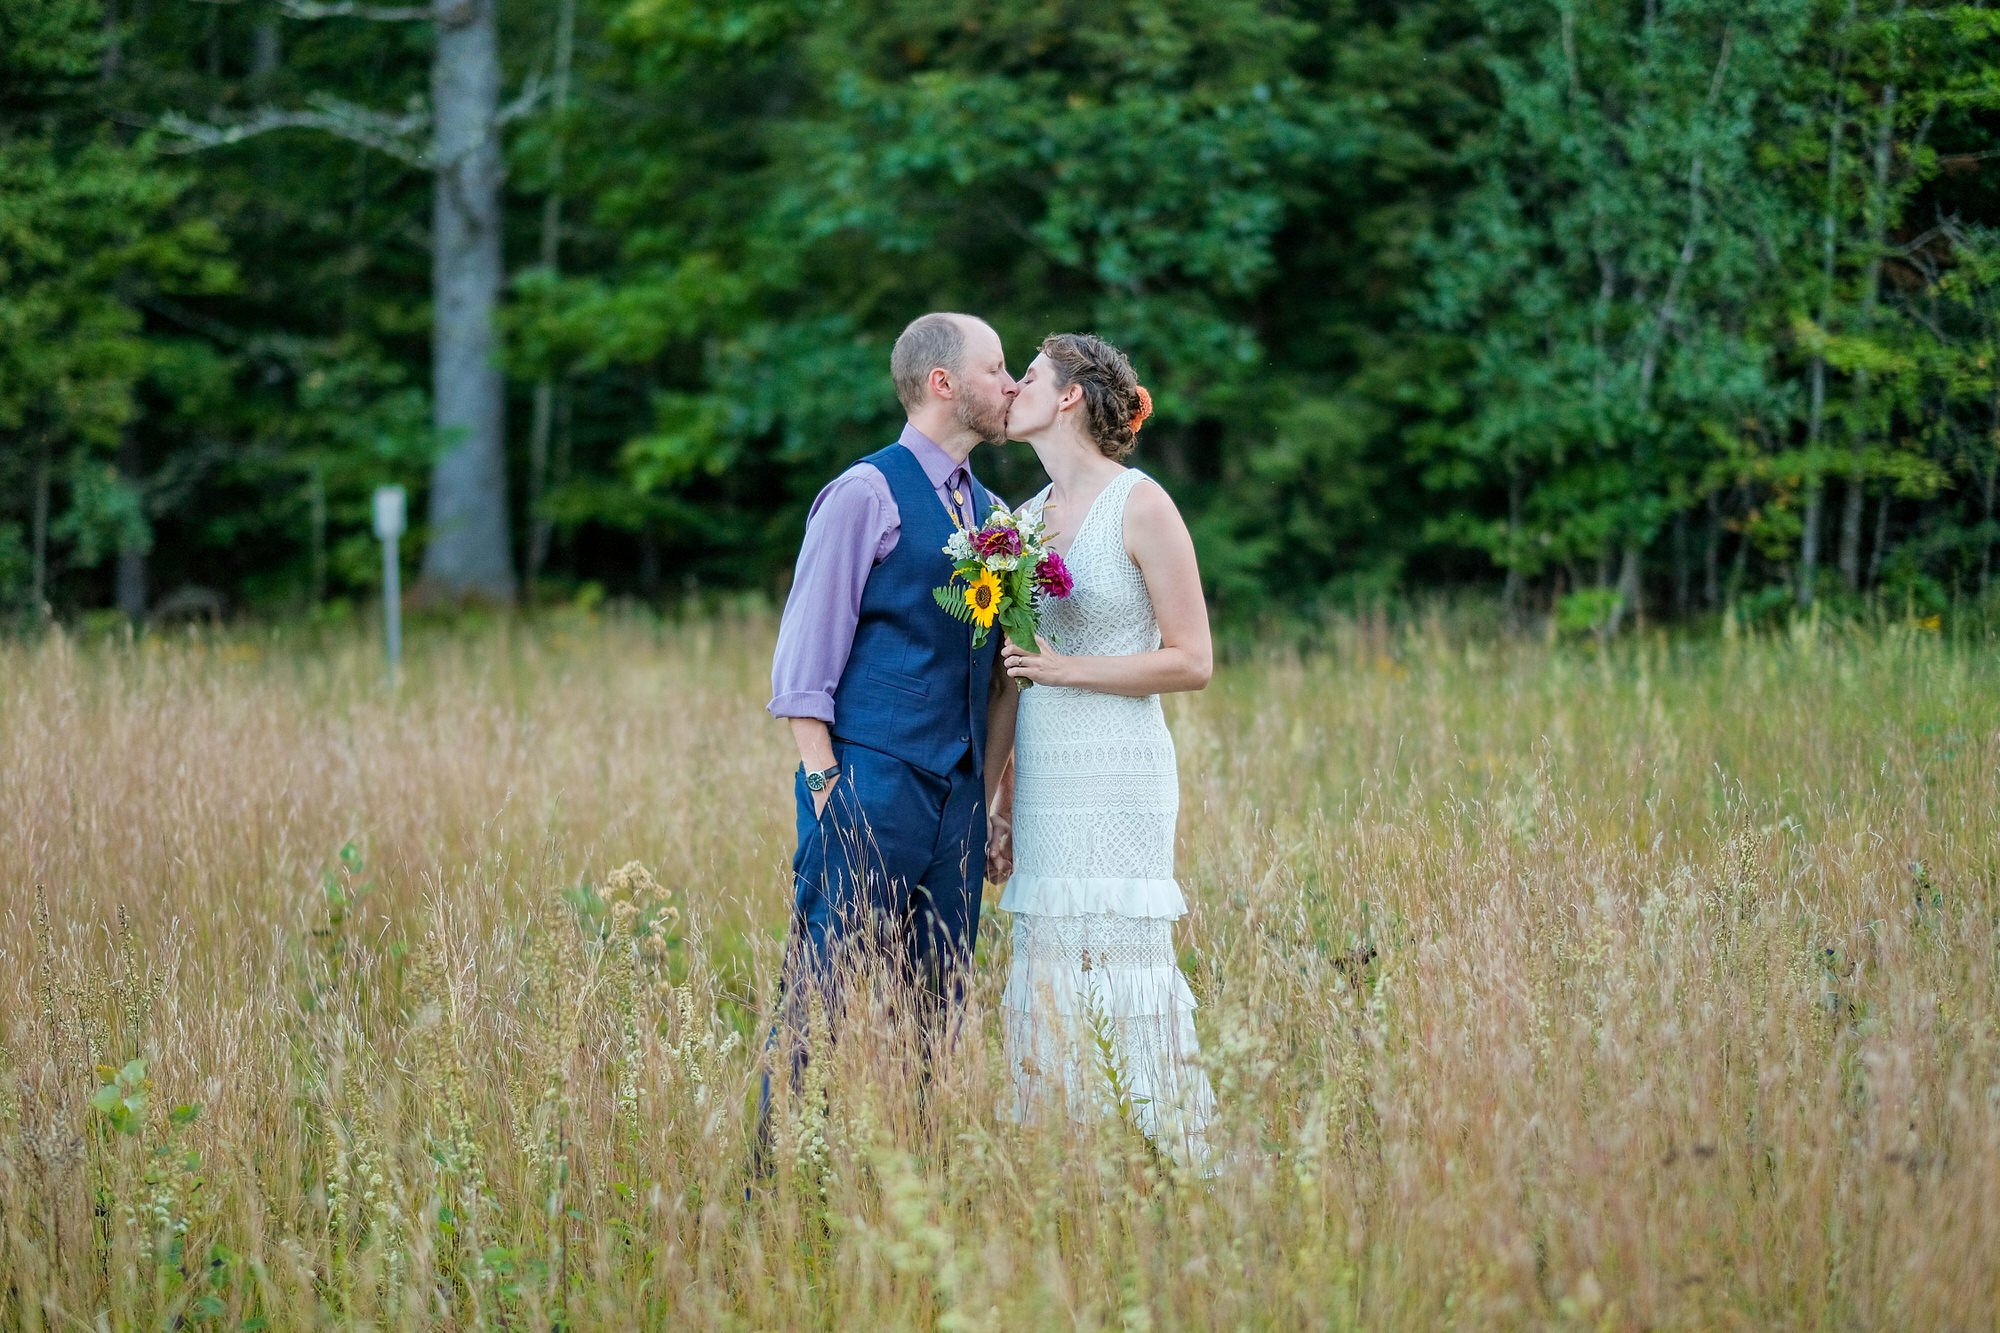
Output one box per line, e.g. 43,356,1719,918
986,807,1013,882
1002,635,1071,687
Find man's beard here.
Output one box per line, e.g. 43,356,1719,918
956,394,1009,445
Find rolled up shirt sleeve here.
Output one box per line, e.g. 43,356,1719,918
768,465,899,722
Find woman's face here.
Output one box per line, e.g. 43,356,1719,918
1006,353,1072,441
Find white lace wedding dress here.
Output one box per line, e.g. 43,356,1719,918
999,467,1215,1167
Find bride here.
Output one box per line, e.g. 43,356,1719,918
984,332,1216,1167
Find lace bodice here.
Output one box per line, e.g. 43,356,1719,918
1027,468,1161,659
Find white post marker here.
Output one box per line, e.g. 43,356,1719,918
372,485,406,680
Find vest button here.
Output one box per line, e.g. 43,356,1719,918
959,735,969,744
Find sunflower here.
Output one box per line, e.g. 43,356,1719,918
963,568,1003,629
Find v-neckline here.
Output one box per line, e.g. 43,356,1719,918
1043,470,1124,564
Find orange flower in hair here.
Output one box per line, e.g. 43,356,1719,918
1129,384,1153,434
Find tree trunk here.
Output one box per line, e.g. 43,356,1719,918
1501,469,1523,622
527,382,558,603
1984,393,1998,593
105,5,149,621
1838,475,1866,591
1866,491,1891,589
1981,463,1996,594
30,441,51,614
1672,509,1690,618
1800,347,1830,606
1605,542,1642,637
525,0,576,607
638,527,661,596
1800,8,1853,610
1704,491,1722,609
553,374,574,576
251,20,282,82
102,0,122,78
309,462,328,605
419,0,515,603
1799,471,1823,607
1840,44,1900,592
114,542,147,618
1727,486,1752,606
115,433,148,619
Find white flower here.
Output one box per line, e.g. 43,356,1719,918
987,555,1021,572
943,530,975,561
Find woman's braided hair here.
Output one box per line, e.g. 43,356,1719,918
1039,332,1151,462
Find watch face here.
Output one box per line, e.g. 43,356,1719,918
806,772,826,792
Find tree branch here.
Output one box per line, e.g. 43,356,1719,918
157,94,430,167
494,70,546,128
190,0,432,15
1635,28,1735,407
278,0,432,20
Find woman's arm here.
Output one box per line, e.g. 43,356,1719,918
984,653,1020,806
1001,479,1213,696
983,652,1019,879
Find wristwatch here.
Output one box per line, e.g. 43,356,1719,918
803,763,842,793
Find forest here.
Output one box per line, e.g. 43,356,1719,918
5,0,1998,631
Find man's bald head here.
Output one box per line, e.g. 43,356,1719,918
892,312,982,413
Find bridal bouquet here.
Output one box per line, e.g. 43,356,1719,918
933,504,1073,654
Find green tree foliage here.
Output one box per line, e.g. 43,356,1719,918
514,0,1487,606
1417,0,1999,630
61,0,436,613
0,0,230,614
1421,0,1815,627
2,0,1996,625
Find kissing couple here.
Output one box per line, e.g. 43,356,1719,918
762,311,1216,1167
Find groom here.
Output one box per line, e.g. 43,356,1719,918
763,312,1017,1085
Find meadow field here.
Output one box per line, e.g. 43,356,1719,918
1,612,1996,1330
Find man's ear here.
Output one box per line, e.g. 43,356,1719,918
929,366,955,400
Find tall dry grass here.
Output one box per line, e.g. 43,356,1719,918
0,611,1995,1328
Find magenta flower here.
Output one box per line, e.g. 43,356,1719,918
1035,548,1074,599
974,524,1023,559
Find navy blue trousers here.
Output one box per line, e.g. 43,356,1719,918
758,741,985,1134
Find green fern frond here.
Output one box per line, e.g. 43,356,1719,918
932,586,977,623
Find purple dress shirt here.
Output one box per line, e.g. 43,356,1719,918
768,424,983,723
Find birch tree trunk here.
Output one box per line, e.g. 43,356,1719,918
1603,26,1728,638
1839,19,1901,591
1704,491,1722,608
1982,459,1996,594
1866,491,1890,588
250,20,282,82
420,0,515,602
1501,469,1523,622
30,441,51,615
1605,541,1643,637
1799,361,1827,605
1799,10,1852,608
115,433,148,618
1672,509,1690,617
1982,384,1998,592
525,0,575,605
309,463,328,604
107,3,149,619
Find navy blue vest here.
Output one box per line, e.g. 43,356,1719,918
830,443,1001,778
